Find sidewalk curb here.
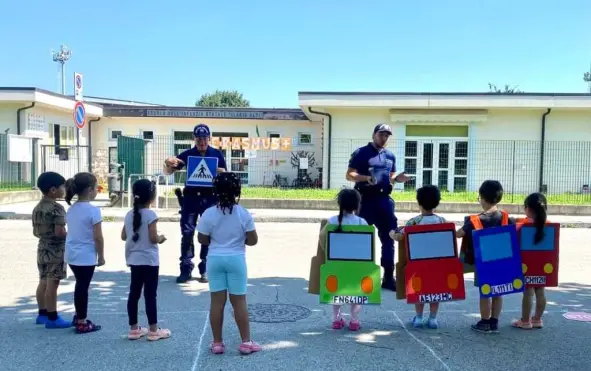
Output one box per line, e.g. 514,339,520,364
1,212,590,228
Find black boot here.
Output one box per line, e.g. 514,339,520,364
176,265,192,283
381,268,396,291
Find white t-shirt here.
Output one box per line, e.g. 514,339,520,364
65,202,102,266
124,208,159,266
197,204,255,256
327,213,368,226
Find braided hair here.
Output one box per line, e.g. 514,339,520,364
335,188,361,231
213,172,241,215
131,179,157,242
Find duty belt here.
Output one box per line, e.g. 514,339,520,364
355,184,392,197
184,187,214,198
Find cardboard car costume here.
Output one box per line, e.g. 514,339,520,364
402,223,466,304
472,213,525,298
319,224,381,305
517,222,560,287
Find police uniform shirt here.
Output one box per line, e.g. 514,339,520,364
349,142,396,187
175,146,227,174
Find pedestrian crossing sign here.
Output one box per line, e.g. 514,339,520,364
186,156,218,187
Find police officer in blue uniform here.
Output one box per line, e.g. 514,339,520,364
163,124,227,284
346,124,410,291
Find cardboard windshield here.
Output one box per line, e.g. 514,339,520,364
517,223,560,287
319,224,381,305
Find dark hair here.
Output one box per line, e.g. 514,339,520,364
335,188,361,231
131,179,157,242
478,180,504,205
36,171,66,195
212,172,241,214
524,192,547,244
416,185,441,211
65,172,97,205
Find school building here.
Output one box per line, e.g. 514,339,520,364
1,87,591,197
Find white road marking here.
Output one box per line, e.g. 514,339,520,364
392,311,452,371
191,312,210,371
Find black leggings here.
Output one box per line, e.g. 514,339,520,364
69,264,96,320
127,265,159,326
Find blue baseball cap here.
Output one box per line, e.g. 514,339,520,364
373,123,392,135
193,123,211,138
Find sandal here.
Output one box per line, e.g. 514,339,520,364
147,328,171,341
531,319,544,329
511,319,533,330
75,320,102,334
210,342,225,354
348,320,361,331
332,318,346,329
128,326,149,340
239,341,262,355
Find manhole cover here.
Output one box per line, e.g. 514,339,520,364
247,303,312,323
563,312,591,322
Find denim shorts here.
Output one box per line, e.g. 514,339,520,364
206,254,248,295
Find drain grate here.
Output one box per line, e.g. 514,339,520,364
246,303,312,323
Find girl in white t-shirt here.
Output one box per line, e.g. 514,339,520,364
326,188,368,331
197,172,261,356
121,179,170,341
64,172,104,334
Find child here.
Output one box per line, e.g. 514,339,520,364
121,179,171,341
390,185,446,329
64,172,105,334
32,171,71,328
196,172,262,355
511,192,548,330
456,180,515,334
326,188,368,331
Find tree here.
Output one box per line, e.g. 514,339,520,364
488,83,522,94
195,90,250,107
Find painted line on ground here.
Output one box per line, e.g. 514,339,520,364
0,309,209,318
392,311,451,371
191,312,210,371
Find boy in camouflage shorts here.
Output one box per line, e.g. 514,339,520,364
33,172,71,328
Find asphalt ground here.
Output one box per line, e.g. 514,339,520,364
1,221,591,371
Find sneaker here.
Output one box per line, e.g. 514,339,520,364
176,274,192,284
332,318,346,329
348,320,361,331
471,320,491,333
531,319,544,329
412,316,424,328
489,320,500,333
36,315,48,325
147,328,171,341
198,274,208,283
210,342,225,355
75,320,102,334
511,319,533,330
427,317,439,329
239,341,262,355
128,326,149,340
45,315,72,329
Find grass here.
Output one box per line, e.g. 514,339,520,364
164,186,591,205
0,183,33,192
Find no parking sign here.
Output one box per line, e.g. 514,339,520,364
73,101,85,129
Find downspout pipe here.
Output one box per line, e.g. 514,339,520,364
17,102,36,134
308,107,332,189
538,108,551,192
88,117,101,172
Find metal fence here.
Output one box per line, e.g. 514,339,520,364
0,133,34,190
111,135,591,204
41,145,91,181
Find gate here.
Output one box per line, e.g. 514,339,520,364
41,145,90,180
117,135,146,191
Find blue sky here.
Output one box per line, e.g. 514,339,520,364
1,0,590,108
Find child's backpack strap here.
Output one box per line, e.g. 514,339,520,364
500,210,509,226
469,214,484,230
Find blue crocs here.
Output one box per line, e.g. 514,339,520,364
427,317,439,329
411,316,424,328
45,315,72,329
36,315,48,325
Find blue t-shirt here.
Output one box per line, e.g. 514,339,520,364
348,142,396,187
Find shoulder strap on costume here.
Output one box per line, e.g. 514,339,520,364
469,214,484,230
500,210,509,226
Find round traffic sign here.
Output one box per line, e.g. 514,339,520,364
73,101,86,129
563,312,591,322
75,74,82,89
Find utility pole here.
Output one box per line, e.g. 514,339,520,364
584,61,591,94
51,45,72,95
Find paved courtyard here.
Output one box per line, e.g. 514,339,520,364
1,220,591,371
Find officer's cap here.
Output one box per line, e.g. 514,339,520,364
373,124,392,135
193,123,211,138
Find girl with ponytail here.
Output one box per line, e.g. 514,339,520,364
512,192,549,330
121,179,170,341
326,188,367,331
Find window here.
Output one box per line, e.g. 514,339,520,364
298,133,312,145
407,231,456,260
404,141,417,190
173,131,193,184
110,130,122,140
520,226,556,251
479,233,513,262
47,123,54,145
142,131,154,140
268,132,280,139
453,141,468,191
68,127,75,145
327,232,374,261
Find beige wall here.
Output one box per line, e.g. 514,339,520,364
91,116,323,187
323,107,591,195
